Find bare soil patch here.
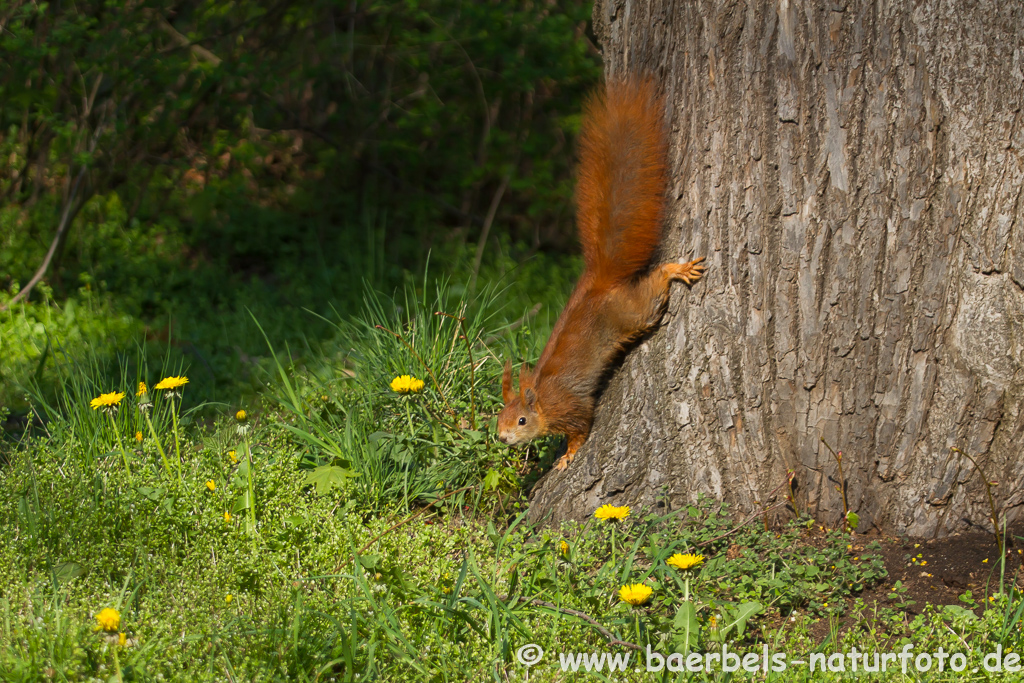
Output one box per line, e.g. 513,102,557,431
857,530,1023,613
799,528,1024,641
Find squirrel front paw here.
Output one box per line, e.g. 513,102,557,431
554,434,586,471
553,452,575,471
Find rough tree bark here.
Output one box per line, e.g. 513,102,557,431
529,0,1024,537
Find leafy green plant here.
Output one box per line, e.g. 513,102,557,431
261,275,521,512
229,409,259,535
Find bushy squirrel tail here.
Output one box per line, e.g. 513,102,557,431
575,77,668,285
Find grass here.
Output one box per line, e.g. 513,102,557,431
2,415,1022,680
2,255,1023,681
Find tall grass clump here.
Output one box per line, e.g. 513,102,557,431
262,273,521,512
17,339,197,476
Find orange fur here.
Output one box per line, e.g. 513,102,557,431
496,77,706,471
576,78,668,283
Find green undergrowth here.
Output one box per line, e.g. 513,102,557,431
0,237,580,426
1,274,1022,681
2,422,1022,681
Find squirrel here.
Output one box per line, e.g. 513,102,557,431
496,77,706,471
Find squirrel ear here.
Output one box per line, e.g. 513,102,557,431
501,360,514,404
518,363,531,388
523,387,537,408
518,364,532,402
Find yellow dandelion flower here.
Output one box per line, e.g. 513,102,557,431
90,392,126,410
560,540,569,555
225,594,233,604
228,450,238,464
667,553,705,570
390,375,425,393
95,608,120,632
594,504,630,521
118,632,127,647
154,376,189,391
136,382,148,397
983,558,989,563
235,409,247,422
618,583,653,606
135,431,143,443
206,480,216,491
224,511,232,523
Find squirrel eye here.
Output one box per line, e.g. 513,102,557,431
518,417,527,426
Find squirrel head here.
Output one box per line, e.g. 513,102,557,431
497,360,544,445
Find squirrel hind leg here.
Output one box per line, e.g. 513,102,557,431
661,257,706,285
624,256,708,331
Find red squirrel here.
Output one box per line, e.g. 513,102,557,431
497,77,706,471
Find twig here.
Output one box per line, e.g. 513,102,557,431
375,324,457,419
951,446,1004,556
435,309,477,429
820,437,851,530
695,501,789,549
3,102,109,311
153,14,223,66
786,469,800,517
481,302,542,346
497,596,642,651
356,485,474,557
469,171,512,292
2,166,87,311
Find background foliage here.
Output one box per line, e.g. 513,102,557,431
0,0,600,412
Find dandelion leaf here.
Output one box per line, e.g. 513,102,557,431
305,464,359,496
672,600,699,654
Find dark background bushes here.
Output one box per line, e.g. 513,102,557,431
0,0,601,410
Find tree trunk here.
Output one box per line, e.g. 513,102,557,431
529,0,1024,538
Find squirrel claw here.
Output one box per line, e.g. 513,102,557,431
553,451,575,471
674,257,706,285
